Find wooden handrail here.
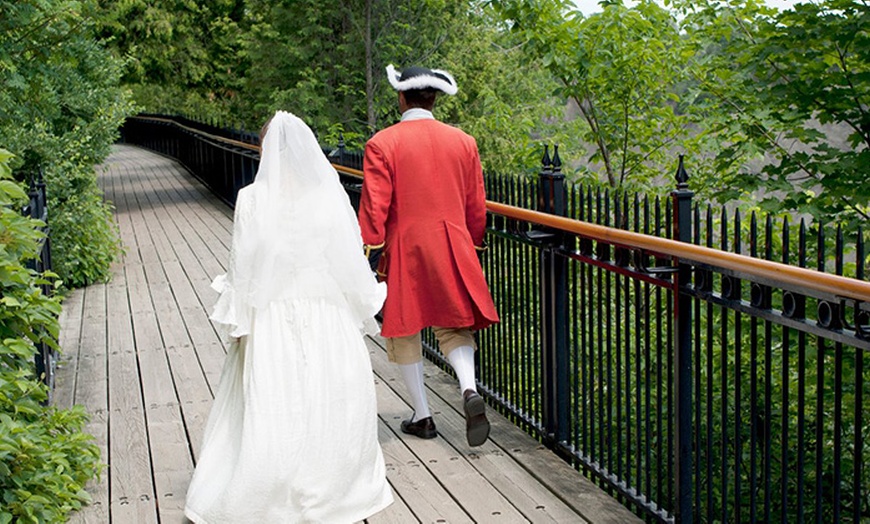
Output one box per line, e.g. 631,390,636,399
487,201,870,304
132,116,260,151
130,115,367,179
335,165,364,179
131,116,870,304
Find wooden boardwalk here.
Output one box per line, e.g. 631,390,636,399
54,144,641,524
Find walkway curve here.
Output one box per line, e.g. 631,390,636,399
54,144,642,523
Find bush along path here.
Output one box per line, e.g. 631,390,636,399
0,149,101,523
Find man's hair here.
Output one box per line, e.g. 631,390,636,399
402,88,438,110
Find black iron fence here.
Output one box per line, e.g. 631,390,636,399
20,169,56,400
122,115,870,523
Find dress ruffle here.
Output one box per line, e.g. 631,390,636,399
209,274,251,339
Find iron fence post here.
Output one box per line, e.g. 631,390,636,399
35,168,51,290
338,134,346,166
25,168,55,402
671,155,694,524
538,145,570,444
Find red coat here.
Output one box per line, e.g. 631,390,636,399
358,118,499,338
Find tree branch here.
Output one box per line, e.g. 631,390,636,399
692,70,821,182
619,98,629,187
571,83,615,186
733,9,867,143
835,41,870,149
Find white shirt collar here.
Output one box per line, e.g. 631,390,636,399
401,108,435,122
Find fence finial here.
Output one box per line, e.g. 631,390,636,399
541,144,551,172
675,154,689,189
552,144,562,174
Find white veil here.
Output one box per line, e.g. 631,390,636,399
209,110,385,337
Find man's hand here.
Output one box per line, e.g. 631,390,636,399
475,241,488,266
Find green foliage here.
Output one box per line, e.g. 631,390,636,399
101,0,565,175
241,0,366,133
492,0,869,231
48,176,121,289
0,0,130,288
96,0,248,124
0,149,101,523
491,0,699,190
674,0,870,231
0,404,101,523
428,4,570,175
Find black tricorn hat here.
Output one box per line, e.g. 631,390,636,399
386,64,458,95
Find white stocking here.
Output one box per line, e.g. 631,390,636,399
399,362,431,422
447,345,477,394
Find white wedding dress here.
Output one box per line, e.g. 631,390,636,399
184,112,393,523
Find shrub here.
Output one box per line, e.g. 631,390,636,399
0,149,101,523
0,0,132,289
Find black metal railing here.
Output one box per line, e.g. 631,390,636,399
479,158,869,524
122,114,870,524
20,168,55,400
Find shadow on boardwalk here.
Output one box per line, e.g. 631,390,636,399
54,144,641,523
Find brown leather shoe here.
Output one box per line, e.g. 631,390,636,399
463,390,490,447
400,416,437,439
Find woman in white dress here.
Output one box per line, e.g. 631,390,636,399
184,111,393,523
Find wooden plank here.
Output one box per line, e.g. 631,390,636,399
195,341,229,394
127,146,218,483
55,289,84,410
142,175,224,352
68,284,110,523
138,163,230,316
157,238,217,314
131,152,229,369
368,338,586,523
104,148,161,523
76,285,108,413
177,389,213,463
146,268,214,461
126,151,244,478
105,281,158,523
159,158,234,238
71,163,129,524
132,170,226,392
370,335,643,524
122,155,197,523
374,412,473,523
145,402,192,522
136,211,221,357
373,374,526,522
150,164,230,279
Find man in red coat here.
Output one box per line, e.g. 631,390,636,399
358,64,499,447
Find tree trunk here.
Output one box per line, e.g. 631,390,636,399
365,0,375,132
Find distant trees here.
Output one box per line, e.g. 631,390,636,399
95,0,867,226
493,0,869,230
98,0,567,174
236,0,571,173
673,0,870,230
95,0,248,125
0,0,131,287
491,0,700,190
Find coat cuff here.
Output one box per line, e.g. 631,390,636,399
363,242,385,258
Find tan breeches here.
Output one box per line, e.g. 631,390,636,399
385,327,476,365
